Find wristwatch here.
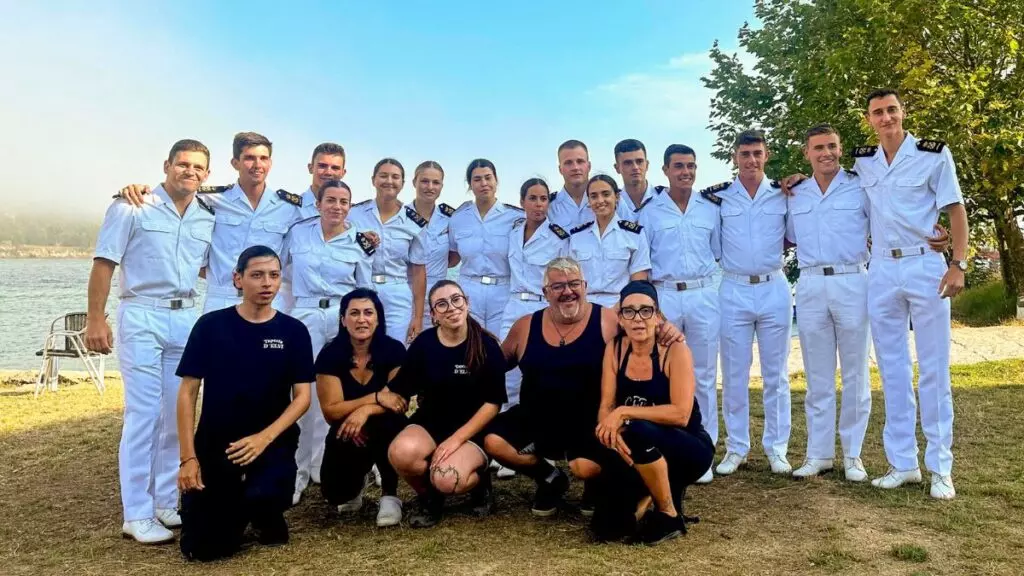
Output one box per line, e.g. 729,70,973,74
950,259,968,271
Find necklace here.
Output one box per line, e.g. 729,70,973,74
547,309,583,346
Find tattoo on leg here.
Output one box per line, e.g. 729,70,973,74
430,464,461,493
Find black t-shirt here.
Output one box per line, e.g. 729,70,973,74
177,307,314,450
314,334,407,401
390,327,507,433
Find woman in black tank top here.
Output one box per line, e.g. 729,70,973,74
592,280,714,545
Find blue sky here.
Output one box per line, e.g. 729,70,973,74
0,0,757,215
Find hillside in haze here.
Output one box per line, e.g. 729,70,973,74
1,213,99,249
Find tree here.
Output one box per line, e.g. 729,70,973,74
703,0,1024,300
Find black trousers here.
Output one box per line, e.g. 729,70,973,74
180,440,297,562
321,411,406,505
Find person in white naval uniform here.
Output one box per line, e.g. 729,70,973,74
785,125,872,483
501,178,572,408
85,139,216,544
713,129,794,477
547,139,595,230
348,158,429,345
298,143,348,219
613,139,662,218
636,144,722,485
409,161,458,330
448,159,523,335
568,175,651,308
855,89,968,500
281,179,374,503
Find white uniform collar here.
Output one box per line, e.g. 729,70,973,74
556,186,588,208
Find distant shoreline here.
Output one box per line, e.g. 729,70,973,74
0,245,92,259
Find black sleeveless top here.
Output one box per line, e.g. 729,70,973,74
615,336,704,434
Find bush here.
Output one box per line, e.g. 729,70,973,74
951,281,1017,326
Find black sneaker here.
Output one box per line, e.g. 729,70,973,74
531,468,569,517
252,513,289,547
579,480,596,517
636,510,684,545
408,491,444,528
470,470,496,517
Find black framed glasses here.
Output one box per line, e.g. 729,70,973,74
544,279,586,293
619,305,656,320
431,293,466,313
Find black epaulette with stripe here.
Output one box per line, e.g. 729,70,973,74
654,185,667,194
570,221,594,235
405,205,428,228
277,189,302,207
503,203,525,211
196,196,215,215
700,181,729,206
770,180,782,189
549,223,569,240
635,196,655,212
199,185,230,194
512,217,526,229
617,220,643,234
845,169,858,177
549,190,558,201
439,203,456,217
851,145,878,158
355,232,376,256
916,139,946,153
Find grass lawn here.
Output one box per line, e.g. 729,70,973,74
2,360,1023,575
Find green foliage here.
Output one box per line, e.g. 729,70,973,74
951,280,1017,326
890,543,929,563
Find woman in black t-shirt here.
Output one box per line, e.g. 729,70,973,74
387,280,508,528
315,289,409,527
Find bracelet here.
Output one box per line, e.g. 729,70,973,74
179,456,197,468
374,391,381,406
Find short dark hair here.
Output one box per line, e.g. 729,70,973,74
733,129,767,151
311,142,346,163
587,174,621,195
414,160,444,180
233,132,272,160
235,245,280,274
865,88,902,109
465,158,497,184
557,139,589,155
804,123,839,144
372,157,405,180
519,177,550,200
316,179,352,202
614,139,647,161
167,139,210,168
662,144,696,167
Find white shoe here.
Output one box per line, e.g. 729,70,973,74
871,466,923,489
792,458,832,478
155,508,181,528
768,454,792,474
844,457,868,482
292,491,302,506
489,459,501,470
338,493,364,513
496,464,516,479
376,495,403,526
930,474,956,500
122,518,174,544
715,452,747,475
695,466,713,484
311,468,322,485
371,465,382,488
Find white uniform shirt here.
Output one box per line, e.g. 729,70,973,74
280,218,372,298
448,201,524,278
547,187,594,231
569,219,652,295
419,203,457,282
347,200,428,278
853,133,963,256
299,186,321,220
717,176,788,276
637,189,721,282
201,183,306,292
618,182,661,218
508,219,572,295
785,170,870,268
95,185,214,299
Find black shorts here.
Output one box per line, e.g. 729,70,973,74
485,405,603,463
410,412,487,454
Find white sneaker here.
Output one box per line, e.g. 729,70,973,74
292,491,302,506
338,493,364,513
489,459,501,470
871,466,923,489
311,467,322,485
155,508,181,528
844,457,868,482
695,466,714,484
768,454,793,474
371,464,382,487
715,452,747,475
930,474,956,500
792,458,833,478
376,495,403,526
122,518,174,544
496,464,516,479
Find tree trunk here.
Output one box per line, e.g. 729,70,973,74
992,204,1024,300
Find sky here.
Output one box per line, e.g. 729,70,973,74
0,0,758,217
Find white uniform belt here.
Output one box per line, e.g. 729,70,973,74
121,295,195,310
462,274,510,286
371,274,406,284
294,296,341,309
878,245,927,259
799,263,866,276
723,270,782,285
206,285,243,298
653,276,713,291
511,292,543,302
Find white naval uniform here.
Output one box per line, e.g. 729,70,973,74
786,170,871,461
94,185,214,523
500,219,572,407
637,189,722,446
568,219,652,308
716,176,792,458
448,201,523,334
348,200,429,344
547,183,661,231
418,203,457,329
618,182,661,217
281,218,373,493
854,134,963,476
199,183,306,312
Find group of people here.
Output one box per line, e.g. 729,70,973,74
83,87,968,561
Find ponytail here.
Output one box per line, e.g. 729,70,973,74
464,314,499,374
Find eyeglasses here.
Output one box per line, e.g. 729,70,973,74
544,279,586,293
431,293,466,313
619,306,656,320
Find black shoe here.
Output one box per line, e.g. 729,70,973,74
253,513,289,547
470,470,496,517
579,480,596,517
531,468,569,517
408,491,444,528
636,510,684,545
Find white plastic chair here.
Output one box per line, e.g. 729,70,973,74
34,312,108,397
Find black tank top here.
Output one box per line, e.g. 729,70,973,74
615,336,704,434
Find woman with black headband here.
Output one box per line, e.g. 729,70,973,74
592,280,714,545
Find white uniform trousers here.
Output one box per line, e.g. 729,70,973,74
421,276,447,331
658,284,721,447
588,293,619,309
719,270,792,457
499,294,547,409
794,270,871,460
459,275,510,336
373,280,413,345
290,303,340,493
868,251,953,475
117,301,198,522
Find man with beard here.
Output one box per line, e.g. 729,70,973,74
483,257,683,516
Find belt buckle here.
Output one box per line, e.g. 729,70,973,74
891,248,903,259
318,298,331,309
519,293,532,301
169,299,183,310
372,275,387,284
676,282,688,291
823,266,835,276
480,276,495,285
748,275,761,284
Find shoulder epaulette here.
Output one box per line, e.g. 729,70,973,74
701,181,730,195
454,200,473,212
196,196,214,215
289,215,319,230
770,180,782,189
549,190,558,201
355,232,376,256
512,217,526,229
635,196,655,212
851,145,878,158
617,220,643,234
548,223,569,240
352,199,372,208
504,203,524,211
845,169,858,177
700,181,729,206
916,139,946,153
438,203,456,217
405,205,428,228
198,185,229,194
654,185,667,195
277,189,302,207
569,221,594,235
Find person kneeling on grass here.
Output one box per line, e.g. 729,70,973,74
386,280,508,527
315,288,410,527
175,245,314,561
591,280,714,545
